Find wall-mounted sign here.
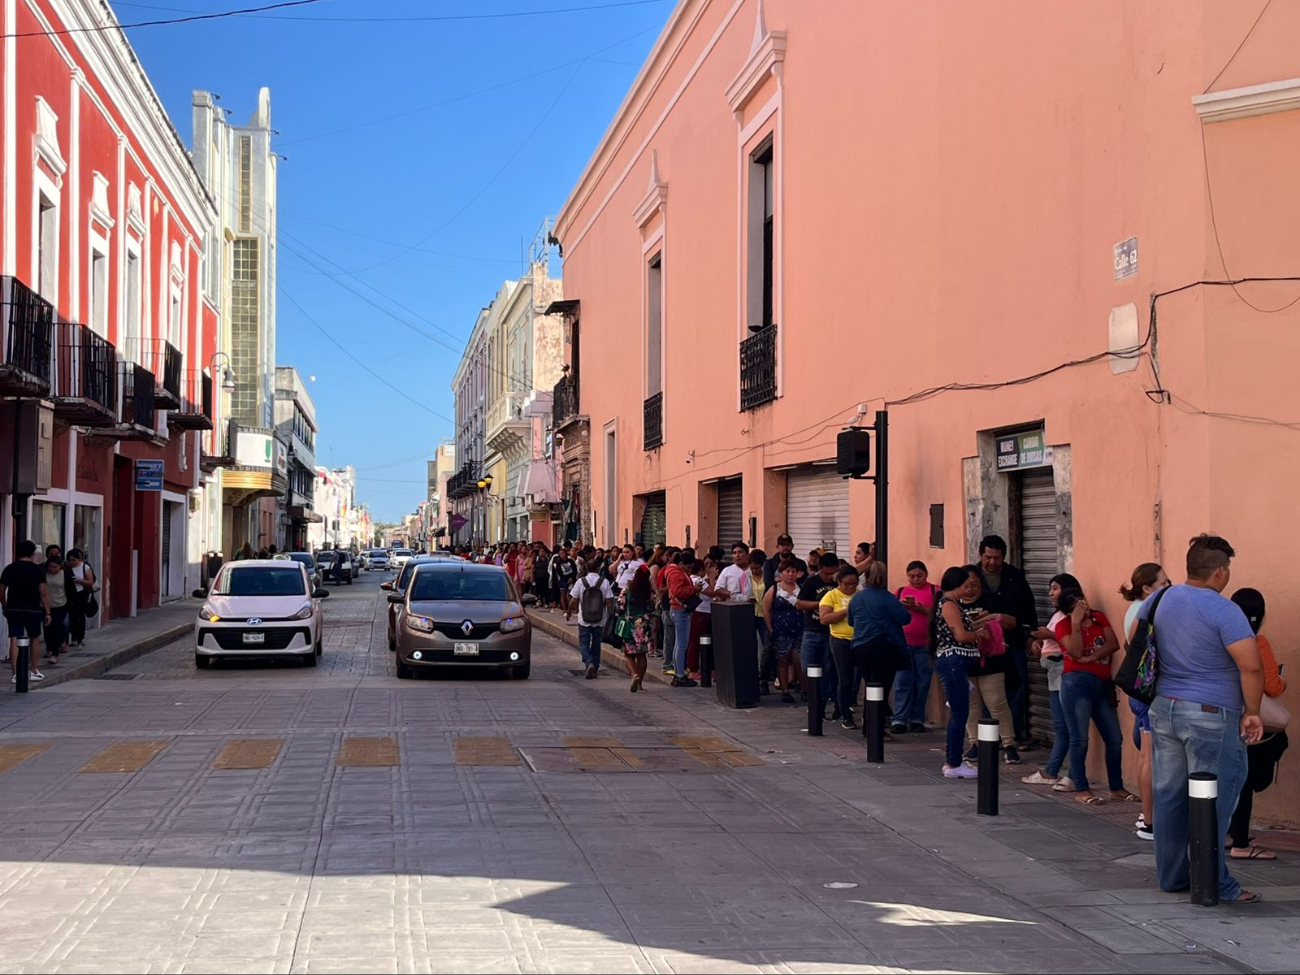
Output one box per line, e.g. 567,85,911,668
996,428,1047,471
235,431,274,469
135,458,164,491
1113,236,1138,280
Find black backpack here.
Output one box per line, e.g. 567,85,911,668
1115,586,1170,705
578,577,605,625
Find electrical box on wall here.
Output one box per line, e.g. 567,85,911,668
0,401,54,494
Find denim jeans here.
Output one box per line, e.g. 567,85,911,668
670,608,692,676
1150,695,1248,900
577,624,602,669
934,653,972,768
756,615,774,682
1005,641,1030,740
892,644,932,726
800,629,833,711
1045,689,1071,778
661,607,676,667
829,637,857,718
1059,671,1124,792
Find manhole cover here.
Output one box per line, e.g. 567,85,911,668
95,673,140,681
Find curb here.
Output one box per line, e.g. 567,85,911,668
21,621,193,691
527,610,673,685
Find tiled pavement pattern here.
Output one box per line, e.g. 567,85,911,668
0,574,1297,973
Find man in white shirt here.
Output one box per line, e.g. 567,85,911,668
714,542,753,603
613,544,646,592
570,569,614,679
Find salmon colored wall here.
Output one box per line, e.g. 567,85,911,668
556,0,1300,822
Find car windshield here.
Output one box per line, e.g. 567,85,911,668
288,554,314,566
214,566,306,596
397,561,427,589
411,569,511,602
370,550,386,557
394,549,413,557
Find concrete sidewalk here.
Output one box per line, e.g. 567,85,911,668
6,599,197,692
529,606,673,681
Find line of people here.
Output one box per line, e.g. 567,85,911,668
2,540,98,684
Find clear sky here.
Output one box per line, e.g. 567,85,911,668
123,0,673,521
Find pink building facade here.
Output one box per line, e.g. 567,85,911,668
553,0,1300,820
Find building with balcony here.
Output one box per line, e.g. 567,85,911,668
450,306,492,547
274,365,319,550
426,441,456,544
1,0,222,617
191,87,279,557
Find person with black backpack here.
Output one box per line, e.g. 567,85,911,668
570,564,614,679
891,560,940,733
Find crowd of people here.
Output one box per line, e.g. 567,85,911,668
462,530,1289,905
2,540,98,683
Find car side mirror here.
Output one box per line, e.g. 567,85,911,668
521,593,538,607
313,588,330,599
192,588,208,599
387,592,403,604
380,581,393,591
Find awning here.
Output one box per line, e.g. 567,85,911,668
287,506,323,523
543,299,579,317
522,459,559,505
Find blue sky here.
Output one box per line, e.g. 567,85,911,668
124,0,672,521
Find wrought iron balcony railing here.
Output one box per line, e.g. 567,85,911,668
0,275,54,397
120,360,157,433
552,373,579,429
52,320,117,426
121,337,182,408
169,369,213,431
739,323,778,411
643,391,663,451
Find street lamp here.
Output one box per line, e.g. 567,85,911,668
210,351,237,392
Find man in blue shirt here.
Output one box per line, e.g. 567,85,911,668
1143,534,1264,904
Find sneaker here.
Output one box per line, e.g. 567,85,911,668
908,722,926,733
30,671,44,682
943,763,978,779
1003,746,1022,764
890,723,907,734
1136,825,1154,841
671,676,698,688
663,666,676,676
964,744,979,762
9,675,14,684
841,716,856,730
585,665,597,679
1135,813,1147,830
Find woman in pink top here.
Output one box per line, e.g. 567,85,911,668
891,561,939,733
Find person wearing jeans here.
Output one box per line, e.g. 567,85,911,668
577,622,602,672
935,652,973,770
931,566,987,778
664,548,700,688
891,562,939,732
797,555,840,714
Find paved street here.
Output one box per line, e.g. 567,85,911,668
0,571,1297,975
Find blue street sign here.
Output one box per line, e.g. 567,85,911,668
135,459,164,492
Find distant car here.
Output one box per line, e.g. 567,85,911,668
193,560,329,669
366,549,390,572
348,553,361,580
277,551,322,590
316,551,355,585
390,548,415,570
391,562,535,680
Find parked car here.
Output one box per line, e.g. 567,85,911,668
366,549,390,572
391,562,535,680
381,556,444,650
277,551,322,590
390,548,415,569
348,552,361,580
192,560,329,669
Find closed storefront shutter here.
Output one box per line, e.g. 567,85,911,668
638,492,667,548
717,477,744,549
785,467,849,557
1019,467,1058,744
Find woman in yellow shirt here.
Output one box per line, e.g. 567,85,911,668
819,564,861,729
748,549,773,694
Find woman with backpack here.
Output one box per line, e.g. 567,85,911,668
1120,563,1169,838
891,560,939,734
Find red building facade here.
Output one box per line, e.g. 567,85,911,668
1,0,219,619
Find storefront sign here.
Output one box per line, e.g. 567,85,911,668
135,459,164,491
1113,236,1138,280
235,431,274,469
996,429,1047,471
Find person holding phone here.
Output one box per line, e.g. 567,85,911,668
1021,573,1082,788
892,561,939,734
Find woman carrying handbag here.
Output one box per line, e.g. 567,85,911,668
66,549,97,648
1227,588,1289,861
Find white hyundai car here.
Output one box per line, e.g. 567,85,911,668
193,559,330,669
390,548,415,570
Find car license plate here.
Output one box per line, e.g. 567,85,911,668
454,643,479,656
242,632,266,645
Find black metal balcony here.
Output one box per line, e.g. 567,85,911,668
169,369,213,431
643,391,663,451
122,337,182,409
119,361,157,437
740,323,778,411
0,275,54,397
447,462,483,500
52,320,117,426
552,372,579,429
201,424,232,473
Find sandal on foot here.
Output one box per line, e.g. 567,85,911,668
1112,791,1140,802
1022,771,1059,785
1228,890,1262,903
1230,846,1277,860
1076,793,1106,805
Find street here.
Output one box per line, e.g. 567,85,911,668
0,570,1296,975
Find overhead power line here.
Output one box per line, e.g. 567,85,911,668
5,0,328,38
114,0,670,25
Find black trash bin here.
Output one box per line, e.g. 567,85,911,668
711,601,759,708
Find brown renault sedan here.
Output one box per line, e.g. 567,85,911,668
391,561,535,680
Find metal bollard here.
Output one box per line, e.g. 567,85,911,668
699,634,712,688
865,683,885,762
14,635,29,694
1189,772,1219,907
977,719,999,816
805,666,823,736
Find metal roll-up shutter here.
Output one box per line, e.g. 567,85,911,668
717,477,744,550
1019,467,1059,745
639,492,667,548
785,467,849,557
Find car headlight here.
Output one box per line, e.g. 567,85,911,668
289,605,314,620
501,616,526,634
405,615,435,633
200,604,220,622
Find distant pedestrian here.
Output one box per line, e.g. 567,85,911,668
42,555,70,666
1120,563,1169,838
932,565,988,779
977,535,1039,748
618,566,655,692
571,564,614,679
555,546,578,620
715,542,752,602
1145,534,1263,904
852,541,875,575
664,548,701,687
820,563,860,729
763,558,804,703
762,534,806,588
1022,572,1082,789
65,549,95,649
613,544,645,593
1,540,51,684
748,549,772,694
964,575,1020,765
891,560,938,734
847,560,910,729
796,553,839,715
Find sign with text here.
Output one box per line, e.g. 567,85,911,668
996,429,1047,471
1113,236,1138,280
134,458,164,492
235,431,274,469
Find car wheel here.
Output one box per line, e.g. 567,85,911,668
302,652,317,668
513,660,531,680
396,657,413,680
315,639,323,657
388,632,396,652
195,653,211,669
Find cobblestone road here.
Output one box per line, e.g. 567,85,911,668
0,571,1295,974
